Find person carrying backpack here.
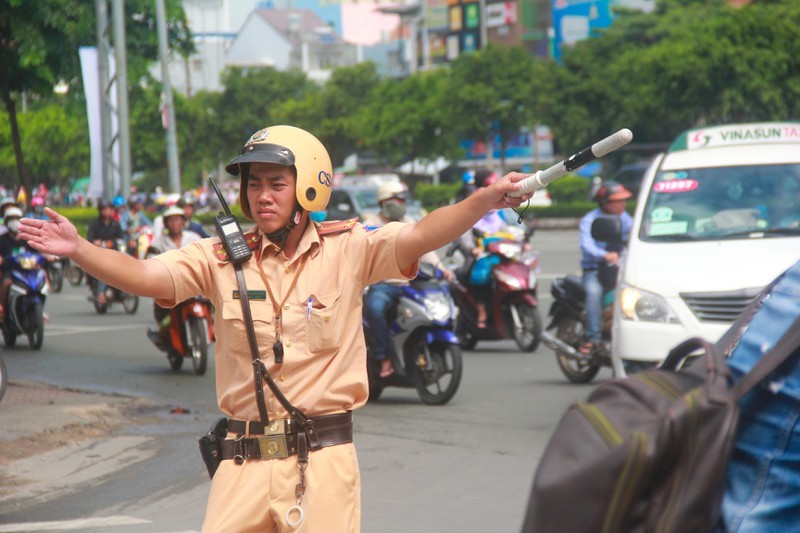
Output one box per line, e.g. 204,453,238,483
720,257,800,531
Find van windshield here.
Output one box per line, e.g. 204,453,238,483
640,163,800,242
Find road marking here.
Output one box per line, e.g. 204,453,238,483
0,516,150,532
45,323,146,337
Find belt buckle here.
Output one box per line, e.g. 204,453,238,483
265,419,290,435
258,434,289,459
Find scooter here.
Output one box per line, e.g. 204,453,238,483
540,216,624,383
88,239,139,315
147,296,215,376
364,262,463,405
2,250,48,350
447,228,543,352
46,256,66,293
65,257,84,287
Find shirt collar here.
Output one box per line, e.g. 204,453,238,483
257,221,321,263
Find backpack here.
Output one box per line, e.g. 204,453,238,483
522,295,800,533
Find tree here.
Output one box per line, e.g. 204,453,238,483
0,0,192,195
356,70,461,169
446,45,537,172
276,62,381,166
534,0,800,156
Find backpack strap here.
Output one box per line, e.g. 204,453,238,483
734,315,800,400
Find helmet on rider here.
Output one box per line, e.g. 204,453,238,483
0,197,17,217
4,206,23,233
113,195,126,208
376,181,407,204
593,180,632,204
224,125,333,249
474,168,499,189
31,196,45,207
162,205,185,220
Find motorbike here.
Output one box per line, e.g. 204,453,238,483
88,239,139,315
540,216,624,383
147,296,215,376
2,250,48,350
65,257,84,286
46,256,66,293
364,262,463,405
446,227,543,352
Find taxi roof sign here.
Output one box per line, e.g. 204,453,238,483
669,122,800,152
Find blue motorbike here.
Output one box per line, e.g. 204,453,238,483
364,263,463,405
2,250,48,350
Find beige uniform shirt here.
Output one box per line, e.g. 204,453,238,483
153,220,417,420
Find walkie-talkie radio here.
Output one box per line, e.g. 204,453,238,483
208,176,252,264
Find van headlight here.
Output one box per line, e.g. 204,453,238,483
619,285,679,323
423,292,452,323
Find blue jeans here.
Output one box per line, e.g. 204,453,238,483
720,259,800,531
720,369,800,532
363,283,404,362
582,269,602,343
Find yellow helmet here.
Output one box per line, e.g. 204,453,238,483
225,125,333,219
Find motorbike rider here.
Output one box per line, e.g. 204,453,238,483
0,207,41,322
147,205,204,344
86,199,126,305
178,197,210,238
362,181,452,378
19,124,532,532
119,197,152,235
460,168,512,328
26,196,49,220
578,180,633,354
0,198,19,237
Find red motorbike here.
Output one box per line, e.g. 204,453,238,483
446,227,542,352
147,296,215,376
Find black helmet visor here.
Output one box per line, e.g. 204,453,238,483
225,143,296,176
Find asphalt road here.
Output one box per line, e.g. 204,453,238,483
0,229,610,533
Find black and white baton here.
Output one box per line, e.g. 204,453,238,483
508,128,633,197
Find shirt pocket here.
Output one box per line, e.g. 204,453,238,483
220,299,274,359
307,290,343,354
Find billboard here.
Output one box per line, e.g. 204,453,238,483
552,0,655,62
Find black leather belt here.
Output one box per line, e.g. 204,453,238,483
221,412,353,462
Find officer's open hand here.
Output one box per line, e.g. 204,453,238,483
19,207,80,258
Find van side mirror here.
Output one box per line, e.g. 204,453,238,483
591,215,623,243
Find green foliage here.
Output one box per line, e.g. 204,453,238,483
415,182,462,211
356,70,462,167
547,175,591,203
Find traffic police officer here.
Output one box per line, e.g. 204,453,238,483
18,125,533,532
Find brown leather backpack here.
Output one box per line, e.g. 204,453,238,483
522,303,800,532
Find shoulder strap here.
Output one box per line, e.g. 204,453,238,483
316,218,358,236
234,264,271,426
735,315,800,399
233,262,322,449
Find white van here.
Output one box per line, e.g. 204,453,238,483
611,122,800,376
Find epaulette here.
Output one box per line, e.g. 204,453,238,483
315,218,358,236
213,231,261,262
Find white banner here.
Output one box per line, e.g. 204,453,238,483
80,47,120,199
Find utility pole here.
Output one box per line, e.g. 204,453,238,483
111,0,131,197
94,0,114,201
156,0,181,193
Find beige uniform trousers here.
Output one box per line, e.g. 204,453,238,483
202,443,361,532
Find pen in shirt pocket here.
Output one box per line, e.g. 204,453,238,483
307,297,312,320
